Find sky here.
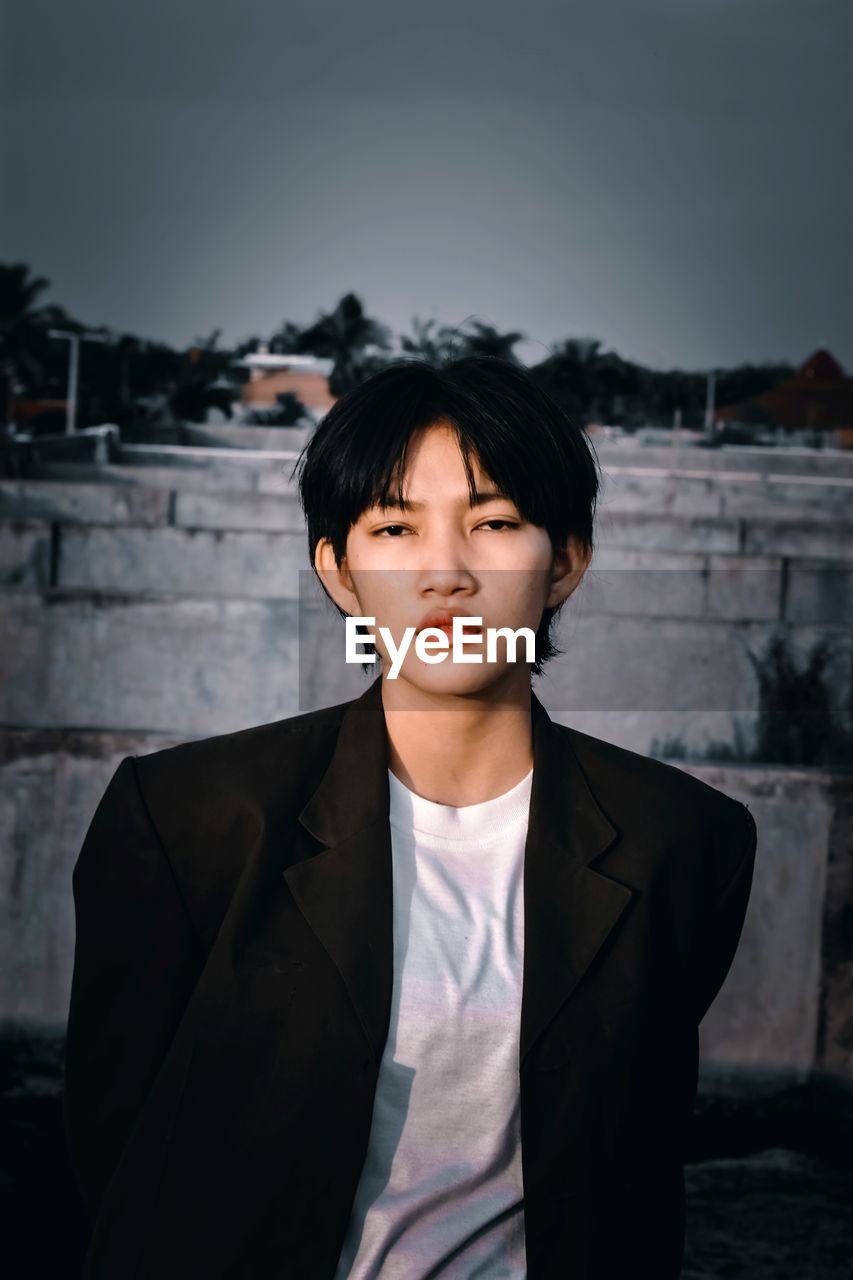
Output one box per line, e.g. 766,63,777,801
3,0,851,371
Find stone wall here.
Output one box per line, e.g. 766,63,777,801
2,459,850,754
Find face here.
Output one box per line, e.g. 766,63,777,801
314,422,590,700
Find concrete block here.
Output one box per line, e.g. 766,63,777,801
0,594,302,733
594,442,853,480
684,763,837,1071
539,707,758,761
94,463,262,493
0,731,183,1025
580,552,783,626
579,550,707,617
785,559,853,625
0,524,51,591
183,422,312,453
705,555,783,621
540,612,760,713
174,489,305,533
722,479,853,522
0,479,170,526
597,511,741,554
256,470,303,497
539,615,851,723
57,525,309,599
744,519,853,561
599,472,723,517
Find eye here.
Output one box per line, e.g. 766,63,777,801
477,520,520,531
372,524,410,537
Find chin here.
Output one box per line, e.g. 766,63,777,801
385,659,524,702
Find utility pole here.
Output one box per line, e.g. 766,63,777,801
673,406,682,449
704,369,717,438
48,328,110,434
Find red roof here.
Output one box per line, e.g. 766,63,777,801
798,348,844,380
715,349,853,430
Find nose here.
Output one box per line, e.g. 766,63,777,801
412,528,478,598
414,566,478,601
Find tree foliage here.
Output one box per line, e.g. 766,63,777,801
0,260,804,432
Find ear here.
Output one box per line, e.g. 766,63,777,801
314,537,363,616
546,534,592,608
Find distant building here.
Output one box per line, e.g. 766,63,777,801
9,398,69,433
714,349,853,448
232,350,335,422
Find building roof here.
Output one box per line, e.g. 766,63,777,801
715,349,853,430
232,352,335,376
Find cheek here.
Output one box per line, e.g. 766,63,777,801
494,547,553,608
350,577,406,633
495,530,553,571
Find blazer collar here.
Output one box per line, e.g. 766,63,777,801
287,674,633,1069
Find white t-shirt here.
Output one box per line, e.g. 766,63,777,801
333,764,533,1279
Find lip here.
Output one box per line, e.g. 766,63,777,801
416,608,482,633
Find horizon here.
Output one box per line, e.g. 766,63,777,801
10,260,840,380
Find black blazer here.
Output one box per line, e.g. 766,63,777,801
63,673,757,1279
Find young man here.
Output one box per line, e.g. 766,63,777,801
64,356,758,1279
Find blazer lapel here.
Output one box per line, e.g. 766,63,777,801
520,692,635,1068
285,675,395,1064
284,673,635,1073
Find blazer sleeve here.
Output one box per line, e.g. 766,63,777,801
62,754,204,1221
690,803,758,1026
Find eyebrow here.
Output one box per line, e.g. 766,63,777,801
375,489,514,512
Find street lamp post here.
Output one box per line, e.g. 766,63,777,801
48,328,110,434
704,369,717,440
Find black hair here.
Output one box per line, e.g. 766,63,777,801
290,355,601,677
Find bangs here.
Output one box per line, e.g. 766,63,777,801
366,421,505,522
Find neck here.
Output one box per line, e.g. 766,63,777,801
379,668,535,808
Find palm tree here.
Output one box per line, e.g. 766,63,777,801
188,327,232,380
234,335,264,358
0,262,75,426
192,327,223,352
454,319,526,363
295,292,394,394
268,321,304,355
400,316,463,365
528,337,605,420
528,337,652,425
